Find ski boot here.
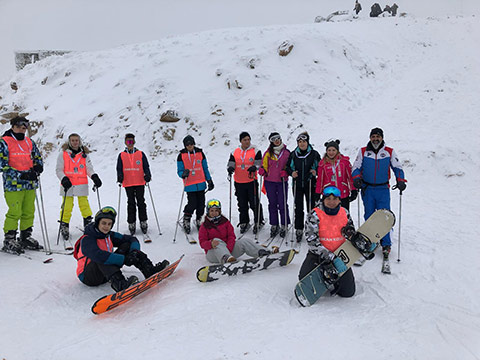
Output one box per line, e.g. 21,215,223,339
382,246,391,274
109,271,139,292
295,229,303,242
128,222,136,235
140,221,148,234
239,223,249,234
221,254,236,264
19,227,43,250
279,225,287,238
60,222,70,240
270,225,279,238
195,217,202,230
2,230,24,254
183,215,192,234
83,216,93,228
252,220,264,234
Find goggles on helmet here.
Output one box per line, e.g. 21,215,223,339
322,186,341,198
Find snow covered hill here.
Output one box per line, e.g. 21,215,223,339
0,14,479,360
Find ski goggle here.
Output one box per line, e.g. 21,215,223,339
13,120,28,128
269,135,282,143
99,206,117,217
322,186,341,198
296,134,308,142
207,199,221,209
125,139,134,145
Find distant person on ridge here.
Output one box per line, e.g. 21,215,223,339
391,3,398,16
354,0,362,15
370,3,382,17
116,133,152,235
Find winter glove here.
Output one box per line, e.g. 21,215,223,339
396,181,406,192
258,167,266,176
144,174,151,182
332,257,348,273
207,179,214,191
247,165,257,174
341,225,356,239
20,170,38,181
227,166,235,176
124,249,146,267
91,173,102,188
61,176,73,191
117,175,124,184
353,177,363,189
181,169,190,179
280,170,288,178
348,190,358,202
33,164,43,174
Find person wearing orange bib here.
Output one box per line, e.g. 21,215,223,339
116,133,152,235
177,135,214,234
227,132,264,234
299,186,356,298
0,116,44,254
55,133,102,241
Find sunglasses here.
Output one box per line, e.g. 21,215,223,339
100,206,117,217
207,200,221,208
269,135,282,143
323,186,341,198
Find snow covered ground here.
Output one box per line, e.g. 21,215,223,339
1,5,480,360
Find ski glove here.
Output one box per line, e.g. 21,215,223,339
124,249,147,267
258,167,266,176
33,164,43,174
227,166,235,176
396,181,406,192
207,179,214,191
280,170,288,178
91,173,102,188
247,165,257,174
332,257,348,273
144,174,151,182
117,175,124,184
181,169,190,179
20,170,38,181
349,190,358,202
61,176,73,191
353,177,363,189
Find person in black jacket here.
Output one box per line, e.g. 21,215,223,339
286,132,320,242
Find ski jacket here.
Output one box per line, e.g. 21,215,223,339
261,145,290,183
56,147,94,196
227,145,262,183
352,142,406,188
305,204,354,259
316,155,354,199
116,148,151,188
176,147,211,192
286,145,320,189
0,130,43,192
75,223,140,282
199,216,236,254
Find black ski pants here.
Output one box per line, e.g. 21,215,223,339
340,197,350,211
82,243,130,286
234,180,264,225
125,185,147,224
299,251,355,298
184,190,205,219
293,179,317,230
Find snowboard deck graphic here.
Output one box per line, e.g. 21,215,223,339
196,249,296,282
91,255,184,315
294,209,395,307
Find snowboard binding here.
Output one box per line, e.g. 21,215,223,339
320,261,339,285
349,232,376,260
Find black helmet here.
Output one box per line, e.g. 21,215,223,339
94,206,117,227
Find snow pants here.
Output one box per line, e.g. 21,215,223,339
206,238,262,263
184,190,205,219
60,196,93,223
299,251,355,298
292,179,316,230
264,180,290,226
234,180,263,225
3,190,36,233
125,185,147,224
361,186,391,247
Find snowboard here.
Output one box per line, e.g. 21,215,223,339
91,255,184,315
294,209,395,307
196,249,296,282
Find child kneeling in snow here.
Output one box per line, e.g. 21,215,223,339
199,199,275,264
74,206,169,292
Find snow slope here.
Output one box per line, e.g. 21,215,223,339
1,14,480,360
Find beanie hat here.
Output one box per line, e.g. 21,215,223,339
10,116,29,127
370,127,384,138
268,132,281,143
296,132,310,143
239,131,251,142
125,133,135,140
324,139,340,151
183,135,195,147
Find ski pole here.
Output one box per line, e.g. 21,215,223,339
357,195,361,228
281,177,289,248
254,176,263,243
397,189,403,262
35,186,51,255
116,184,121,232
173,182,186,243
290,179,297,248
307,178,312,213
57,189,68,245
146,183,162,235
228,174,232,222
93,185,101,209
37,179,51,254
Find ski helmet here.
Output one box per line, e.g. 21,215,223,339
95,206,117,227
183,135,195,147
206,199,221,212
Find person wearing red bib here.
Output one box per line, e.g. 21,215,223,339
55,133,102,241
299,186,356,298
0,116,44,254
177,135,214,234
116,133,152,235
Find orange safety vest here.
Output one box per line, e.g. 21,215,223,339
313,207,348,252
120,151,145,187
2,136,33,171
233,147,256,183
181,151,206,186
63,151,88,185
75,234,114,277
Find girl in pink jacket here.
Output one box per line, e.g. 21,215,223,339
316,140,357,210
